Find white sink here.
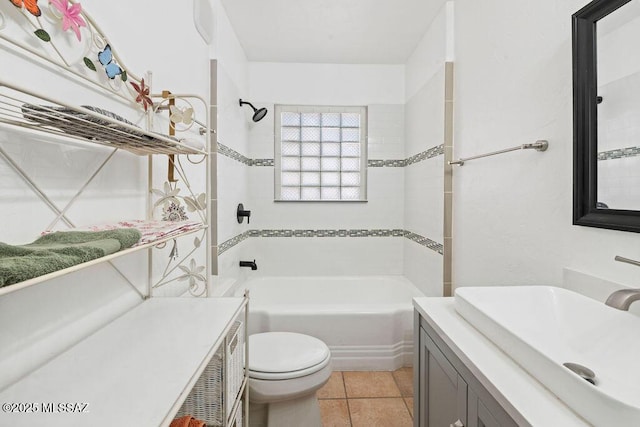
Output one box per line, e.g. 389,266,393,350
455,286,640,427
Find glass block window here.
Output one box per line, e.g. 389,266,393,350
274,105,367,201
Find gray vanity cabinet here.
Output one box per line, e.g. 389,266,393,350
418,328,468,426
415,312,519,427
468,389,500,427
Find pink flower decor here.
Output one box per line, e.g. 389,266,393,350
49,0,86,41
131,78,153,112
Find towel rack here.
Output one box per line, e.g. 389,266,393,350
449,140,548,166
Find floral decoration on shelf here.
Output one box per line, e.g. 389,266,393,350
152,181,206,222
131,78,152,111
1,0,147,106
49,0,85,41
149,180,208,297
153,238,208,297
178,258,206,294
162,202,188,222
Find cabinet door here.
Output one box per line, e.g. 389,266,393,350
468,389,500,427
418,328,467,427
417,315,521,427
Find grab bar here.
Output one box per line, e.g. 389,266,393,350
449,140,548,166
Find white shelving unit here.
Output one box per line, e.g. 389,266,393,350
0,80,212,298
0,85,249,423
0,82,207,156
0,2,248,426
0,298,247,426
0,222,207,297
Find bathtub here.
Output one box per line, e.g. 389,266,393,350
233,276,424,370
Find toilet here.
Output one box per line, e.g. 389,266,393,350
248,332,332,427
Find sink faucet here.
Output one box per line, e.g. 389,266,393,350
605,256,640,310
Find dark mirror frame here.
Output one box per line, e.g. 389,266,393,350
573,0,640,233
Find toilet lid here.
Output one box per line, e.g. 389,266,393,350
249,332,330,380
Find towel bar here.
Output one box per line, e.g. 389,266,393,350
449,140,548,166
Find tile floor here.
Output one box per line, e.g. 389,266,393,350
317,368,413,427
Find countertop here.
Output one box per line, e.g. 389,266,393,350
413,297,592,427
0,297,245,426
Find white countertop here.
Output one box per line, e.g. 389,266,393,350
413,297,592,427
0,297,245,427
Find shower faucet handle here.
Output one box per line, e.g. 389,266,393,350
237,203,251,224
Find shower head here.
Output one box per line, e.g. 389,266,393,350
252,106,268,122
239,99,268,122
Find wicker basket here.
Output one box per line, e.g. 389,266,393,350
177,320,245,426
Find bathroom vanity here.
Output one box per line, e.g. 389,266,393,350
413,298,590,427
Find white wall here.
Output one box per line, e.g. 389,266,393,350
242,62,406,277
249,63,405,108
405,0,449,101
453,0,640,290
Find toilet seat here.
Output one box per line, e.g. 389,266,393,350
249,332,331,380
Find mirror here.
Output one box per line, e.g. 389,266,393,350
573,0,640,232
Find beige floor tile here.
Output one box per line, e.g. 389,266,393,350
319,399,351,427
343,371,401,398
392,367,414,397
318,371,346,399
404,397,414,418
349,398,413,427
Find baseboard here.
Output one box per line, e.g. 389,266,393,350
328,340,413,371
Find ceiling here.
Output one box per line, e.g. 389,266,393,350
220,0,446,64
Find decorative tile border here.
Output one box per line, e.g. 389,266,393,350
218,143,444,168
252,159,275,166
248,229,406,238
218,231,251,254
598,146,640,161
217,142,252,166
217,143,275,166
367,159,406,167
367,144,445,167
405,144,444,166
218,228,442,255
404,230,444,254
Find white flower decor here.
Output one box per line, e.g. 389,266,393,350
178,258,206,294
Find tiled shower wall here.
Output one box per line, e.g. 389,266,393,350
209,3,253,294
596,12,640,211
243,63,408,277
403,1,452,297
213,2,453,295
596,73,640,211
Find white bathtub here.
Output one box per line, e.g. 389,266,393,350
233,276,424,370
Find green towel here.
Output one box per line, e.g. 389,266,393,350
0,228,142,288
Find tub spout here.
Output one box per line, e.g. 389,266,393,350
240,260,257,270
